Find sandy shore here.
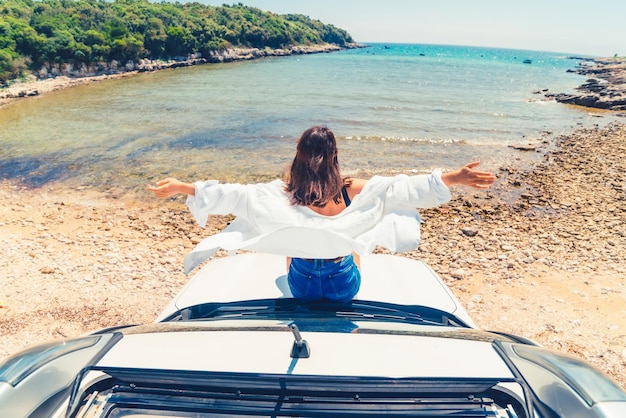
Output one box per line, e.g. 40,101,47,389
0,73,138,108
1,119,625,388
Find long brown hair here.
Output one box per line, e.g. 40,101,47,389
286,126,347,207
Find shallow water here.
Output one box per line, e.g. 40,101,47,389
0,44,617,195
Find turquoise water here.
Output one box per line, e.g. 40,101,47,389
0,43,615,193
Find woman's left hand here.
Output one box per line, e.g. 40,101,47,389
441,162,496,189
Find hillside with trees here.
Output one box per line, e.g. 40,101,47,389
0,0,355,84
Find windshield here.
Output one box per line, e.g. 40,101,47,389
162,299,470,328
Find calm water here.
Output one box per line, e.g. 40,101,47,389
0,43,615,193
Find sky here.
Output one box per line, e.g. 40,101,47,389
193,0,624,57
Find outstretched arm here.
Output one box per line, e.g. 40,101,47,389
146,178,195,199
441,162,496,189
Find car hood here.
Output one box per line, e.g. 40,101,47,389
96,322,513,380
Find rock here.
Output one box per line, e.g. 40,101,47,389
508,145,538,151
545,58,626,111
461,228,479,237
450,269,468,280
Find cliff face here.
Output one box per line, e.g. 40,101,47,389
546,58,626,111
34,44,352,79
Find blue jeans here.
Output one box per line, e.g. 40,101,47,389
288,255,361,303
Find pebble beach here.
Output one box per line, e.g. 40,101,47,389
1,58,625,389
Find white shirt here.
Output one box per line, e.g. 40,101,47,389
184,171,451,274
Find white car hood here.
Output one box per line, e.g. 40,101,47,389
97,329,512,379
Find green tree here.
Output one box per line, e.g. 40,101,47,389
143,17,166,58
0,47,28,83
0,0,355,80
0,48,16,83
165,25,191,57
109,34,142,62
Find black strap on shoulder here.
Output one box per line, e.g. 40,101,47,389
341,186,351,207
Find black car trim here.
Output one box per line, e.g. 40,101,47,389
67,366,524,417
161,298,472,328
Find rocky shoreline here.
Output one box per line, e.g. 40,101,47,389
0,43,362,107
1,52,625,389
546,57,626,112
1,121,625,388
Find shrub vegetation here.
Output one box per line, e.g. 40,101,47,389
0,0,354,83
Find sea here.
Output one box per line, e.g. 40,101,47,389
0,43,617,194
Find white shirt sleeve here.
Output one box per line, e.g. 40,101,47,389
383,170,451,209
185,180,249,228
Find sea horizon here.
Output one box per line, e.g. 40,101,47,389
359,41,600,58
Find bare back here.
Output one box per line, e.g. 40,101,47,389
306,178,367,216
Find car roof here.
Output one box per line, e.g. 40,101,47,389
156,253,476,327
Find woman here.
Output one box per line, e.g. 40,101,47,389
147,126,495,302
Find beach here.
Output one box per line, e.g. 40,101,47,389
1,57,625,389
1,121,625,388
